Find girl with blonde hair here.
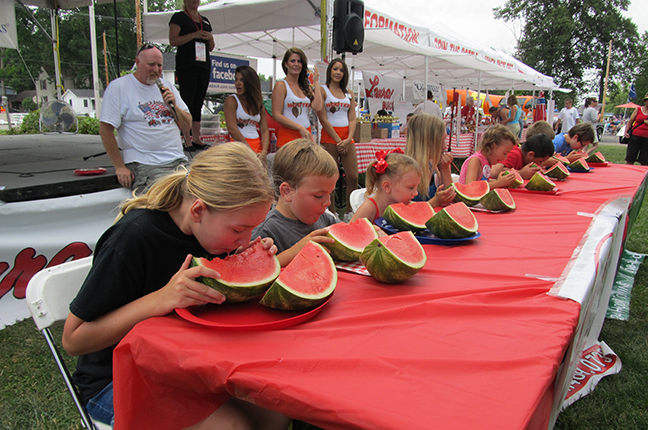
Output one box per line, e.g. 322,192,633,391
350,149,422,223
459,124,517,188
405,113,456,207
63,142,291,430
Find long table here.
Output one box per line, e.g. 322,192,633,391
112,164,648,430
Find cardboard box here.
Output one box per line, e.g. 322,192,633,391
371,128,388,139
377,122,401,138
354,122,372,142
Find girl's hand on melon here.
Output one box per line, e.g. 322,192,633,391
235,236,278,257
493,170,517,188
154,255,226,314
428,184,455,208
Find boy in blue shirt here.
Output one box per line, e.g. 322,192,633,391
551,123,594,164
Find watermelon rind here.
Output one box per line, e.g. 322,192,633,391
452,181,490,206
479,189,516,212
383,202,434,232
586,151,606,163
260,241,337,310
502,170,524,189
360,231,427,283
323,218,379,261
425,202,479,239
192,246,281,303
569,158,590,170
544,163,570,180
553,154,570,165
525,172,556,191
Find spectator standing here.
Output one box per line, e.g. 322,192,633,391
554,98,580,134
582,97,601,145
624,94,648,165
169,0,215,151
413,90,443,118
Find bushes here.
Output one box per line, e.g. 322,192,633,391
77,116,100,135
20,110,40,134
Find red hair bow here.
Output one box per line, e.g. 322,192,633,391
374,148,404,174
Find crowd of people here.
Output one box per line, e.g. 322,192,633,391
68,14,648,426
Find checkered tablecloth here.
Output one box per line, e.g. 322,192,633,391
335,261,371,277
356,134,478,171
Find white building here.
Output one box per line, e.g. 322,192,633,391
61,89,104,118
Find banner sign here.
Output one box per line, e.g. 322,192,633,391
0,188,130,330
364,9,420,44
362,73,402,113
562,341,622,409
208,55,250,93
0,1,18,49
412,81,444,103
606,249,646,320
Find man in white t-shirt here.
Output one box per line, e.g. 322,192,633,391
99,44,192,193
554,98,581,134
413,90,443,118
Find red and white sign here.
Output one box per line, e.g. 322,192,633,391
362,73,403,113
364,10,420,44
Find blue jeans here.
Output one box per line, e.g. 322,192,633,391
86,382,114,427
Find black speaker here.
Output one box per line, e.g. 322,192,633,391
332,0,364,54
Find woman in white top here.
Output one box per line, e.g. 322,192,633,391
271,47,322,147
315,58,358,219
223,65,269,162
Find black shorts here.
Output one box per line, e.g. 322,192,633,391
176,67,210,122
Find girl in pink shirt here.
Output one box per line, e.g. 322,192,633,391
459,125,517,188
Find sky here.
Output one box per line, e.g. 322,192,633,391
258,0,648,79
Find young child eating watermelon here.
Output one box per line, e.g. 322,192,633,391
63,143,290,430
252,138,340,266
490,133,555,180
545,122,594,166
350,149,423,223
459,125,518,188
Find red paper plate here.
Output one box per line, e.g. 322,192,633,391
74,168,107,176
587,162,609,167
509,187,560,195
175,296,331,331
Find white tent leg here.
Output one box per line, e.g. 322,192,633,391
51,9,62,99
89,4,101,117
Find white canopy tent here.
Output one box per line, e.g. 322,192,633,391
142,0,557,92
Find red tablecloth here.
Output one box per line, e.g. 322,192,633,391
113,164,648,430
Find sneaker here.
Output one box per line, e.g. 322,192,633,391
343,212,354,223
183,145,196,152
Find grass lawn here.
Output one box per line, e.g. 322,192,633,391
0,145,646,429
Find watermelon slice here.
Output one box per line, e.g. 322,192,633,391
323,218,379,261
193,241,281,303
383,201,435,232
426,202,479,239
452,181,490,206
544,162,570,180
553,154,570,164
526,172,556,191
260,241,337,310
586,151,606,163
479,189,516,211
360,231,427,283
502,169,524,188
569,158,590,171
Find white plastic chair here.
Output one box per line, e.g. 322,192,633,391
349,188,367,213
25,257,111,430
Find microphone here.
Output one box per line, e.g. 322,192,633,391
155,78,175,109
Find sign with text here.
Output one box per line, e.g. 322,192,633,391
362,73,402,113
0,1,18,49
208,55,250,93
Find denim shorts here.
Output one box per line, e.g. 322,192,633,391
86,382,114,427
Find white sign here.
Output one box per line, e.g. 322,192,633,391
412,81,444,104
362,72,403,114
0,0,18,49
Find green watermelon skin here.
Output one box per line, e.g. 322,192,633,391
426,202,478,239
260,279,332,310
586,151,606,163
452,181,490,206
479,189,516,211
525,172,556,191
544,163,570,180
360,231,427,283
569,158,589,170
323,218,378,261
260,241,337,310
502,170,524,188
192,258,279,303
382,202,433,232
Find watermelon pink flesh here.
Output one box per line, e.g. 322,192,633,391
445,202,478,231
454,181,489,198
277,241,336,296
387,202,434,226
379,232,426,265
199,242,279,286
328,218,377,250
494,189,515,206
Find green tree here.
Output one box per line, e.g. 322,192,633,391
494,0,644,104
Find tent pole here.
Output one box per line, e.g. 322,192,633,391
114,0,120,75
424,56,429,114
89,3,102,117
320,0,327,61
50,9,62,99
474,73,481,150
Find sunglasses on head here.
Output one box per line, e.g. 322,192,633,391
136,43,160,57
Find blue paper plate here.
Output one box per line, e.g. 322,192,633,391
567,166,594,173
375,217,480,245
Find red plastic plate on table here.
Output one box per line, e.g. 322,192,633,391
586,162,609,167
509,186,561,195
74,168,107,176
175,296,331,331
